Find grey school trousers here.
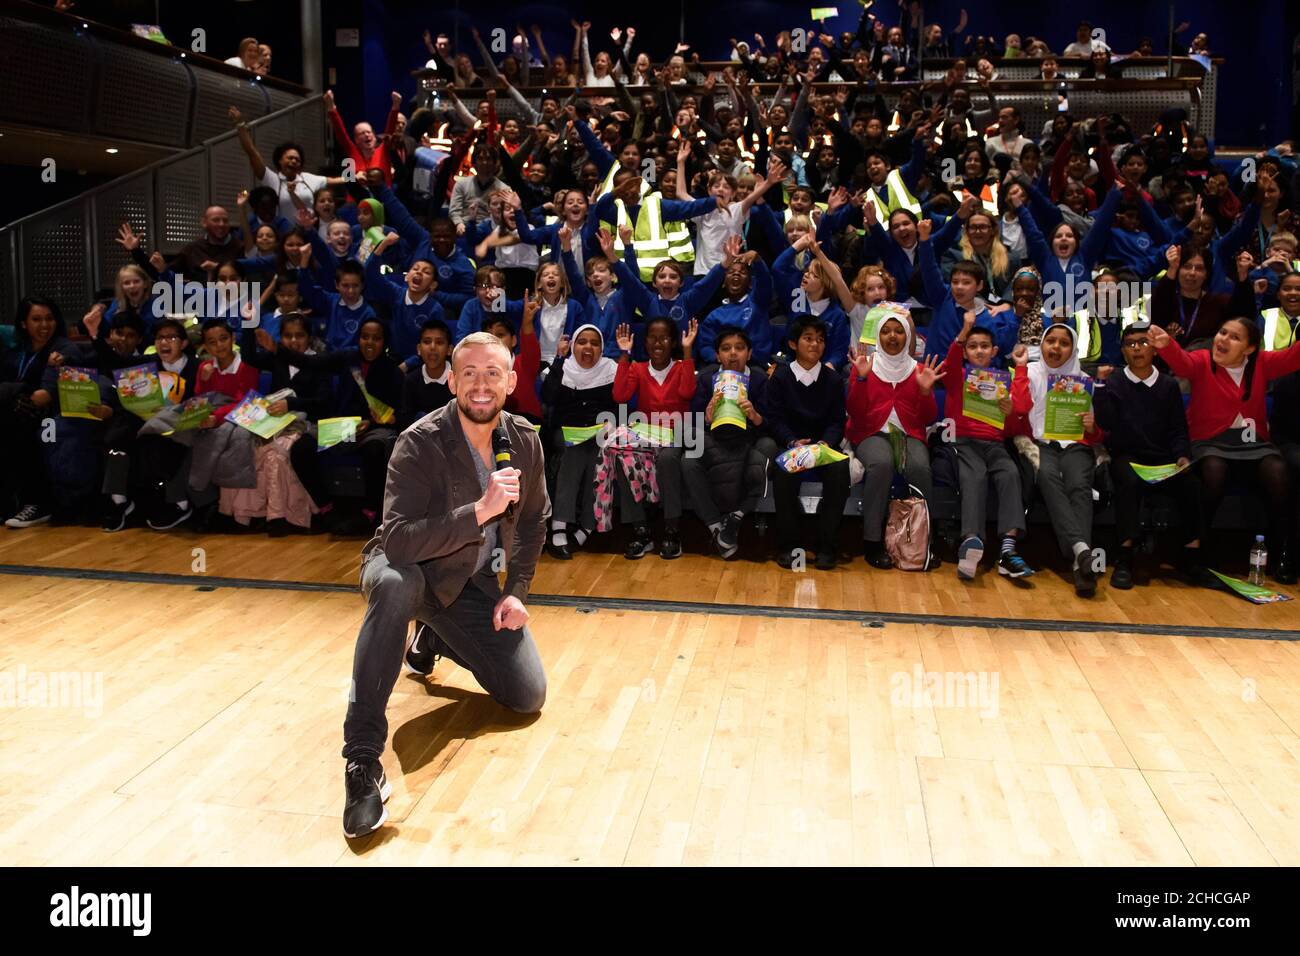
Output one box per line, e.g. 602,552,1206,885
954,438,1025,539
1035,441,1095,560
342,551,547,763
855,434,932,542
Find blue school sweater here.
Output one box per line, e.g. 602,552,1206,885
364,255,448,364
619,248,725,332
697,257,775,365
297,268,377,351
1020,187,1121,313
560,249,637,358
917,239,1005,363
373,183,476,311
1104,197,1173,277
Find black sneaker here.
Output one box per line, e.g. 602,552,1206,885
4,504,51,528
343,759,392,838
101,499,135,533
147,502,192,530
713,512,741,559
997,552,1035,578
659,528,682,560
403,622,441,677
1074,560,1097,597
625,525,654,560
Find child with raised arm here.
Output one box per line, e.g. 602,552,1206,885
363,232,446,367
1151,317,1300,583
611,317,699,560
697,239,775,365
294,247,377,352
942,310,1034,580
916,217,1004,362
560,225,640,358
846,311,945,569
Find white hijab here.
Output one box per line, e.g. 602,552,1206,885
561,324,618,390
870,315,918,385
1028,322,1084,441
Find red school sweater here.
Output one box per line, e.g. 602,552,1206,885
196,355,260,421
943,340,1032,441
1157,337,1300,442
612,356,697,417
845,367,937,446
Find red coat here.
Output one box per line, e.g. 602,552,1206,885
1158,337,1300,442
612,357,697,417
845,367,936,446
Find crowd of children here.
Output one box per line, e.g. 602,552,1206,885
6,11,1300,598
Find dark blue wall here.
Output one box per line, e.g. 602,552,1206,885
322,1,1296,148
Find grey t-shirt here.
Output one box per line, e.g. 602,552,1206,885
467,437,499,574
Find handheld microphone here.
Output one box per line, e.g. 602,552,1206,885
491,425,516,519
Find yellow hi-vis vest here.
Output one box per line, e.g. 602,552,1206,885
953,181,1000,216
864,168,921,221
1261,308,1300,351
597,162,652,201
1068,310,1103,363
602,193,694,282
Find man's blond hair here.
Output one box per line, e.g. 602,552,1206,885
452,331,513,367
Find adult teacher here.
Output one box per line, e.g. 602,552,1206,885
342,331,549,839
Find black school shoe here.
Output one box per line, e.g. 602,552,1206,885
1111,548,1134,590
864,541,893,569
343,759,392,839
1073,560,1097,597
546,530,573,560
101,498,135,533
815,548,837,571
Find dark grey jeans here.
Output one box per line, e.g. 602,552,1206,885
342,550,548,762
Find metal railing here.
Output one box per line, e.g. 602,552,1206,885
0,95,327,321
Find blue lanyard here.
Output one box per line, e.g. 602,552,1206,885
1177,294,1202,339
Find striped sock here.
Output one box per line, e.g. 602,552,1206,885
1001,536,1016,555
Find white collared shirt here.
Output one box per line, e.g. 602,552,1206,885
405,290,429,307
791,360,821,386
161,356,187,374
1124,366,1160,388
422,364,450,385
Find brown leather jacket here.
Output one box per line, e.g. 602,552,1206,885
363,401,550,608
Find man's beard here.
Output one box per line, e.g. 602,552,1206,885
457,394,505,424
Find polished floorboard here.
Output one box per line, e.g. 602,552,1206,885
0,526,1297,865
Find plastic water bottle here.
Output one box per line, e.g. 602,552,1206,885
1249,535,1268,586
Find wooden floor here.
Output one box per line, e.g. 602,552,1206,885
1,526,1299,865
